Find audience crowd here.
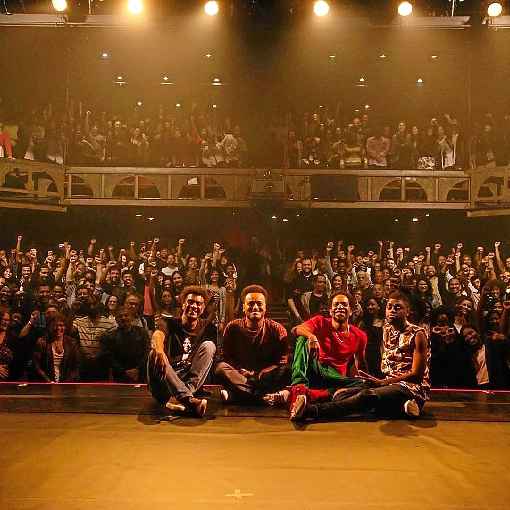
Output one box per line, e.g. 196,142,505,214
2,101,510,170
0,233,509,390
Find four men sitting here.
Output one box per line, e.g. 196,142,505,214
146,285,430,422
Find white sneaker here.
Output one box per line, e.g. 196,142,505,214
289,394,308,421
404,399,420,418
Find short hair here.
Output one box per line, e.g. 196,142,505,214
240,285,269,304
387,290,411,308
179,285,209,305
329,291,354,308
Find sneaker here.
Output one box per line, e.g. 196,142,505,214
263,389,290,407
186,397,208,418
289,394,308,421
165,399,186,413
404,399,420,418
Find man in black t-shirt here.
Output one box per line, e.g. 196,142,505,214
147,286,216,417
287,258,315,325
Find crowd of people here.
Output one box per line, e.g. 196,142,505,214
2,100,510,171
0,232,509,417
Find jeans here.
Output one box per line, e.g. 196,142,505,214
312,384,416,421
147,341,216,404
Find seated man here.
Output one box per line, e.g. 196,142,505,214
288,291,369,419
147,286,217,417
292,290,430,421
101,306,150,383
215,285,289,403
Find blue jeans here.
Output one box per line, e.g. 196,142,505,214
147,341,216,404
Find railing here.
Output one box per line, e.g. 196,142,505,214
0,159,66,212
65,166,472,209
2,160,510,213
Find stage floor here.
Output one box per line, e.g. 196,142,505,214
1,384,510,510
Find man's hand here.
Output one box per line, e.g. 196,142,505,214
326,241,334,253
152,350,169,380
17,235,22,242
347,244,355,252
307,335,320,356
178,239,186,246
239,368,256,378
90,238,96,245
130,241,135,247
425,246,431,253
124,368,140,382
457,242,463,251
495,241,501,248
356,370,386,386
0,364,9,380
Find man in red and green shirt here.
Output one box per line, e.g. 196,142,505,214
289,291,368,419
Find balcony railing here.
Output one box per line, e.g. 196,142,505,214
64,166,472,209
2,159,510,214
0,159,66,212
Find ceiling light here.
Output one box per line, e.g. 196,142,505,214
412,217,419,222
204,1,219,16
398,2,413,17
52,0,67,12
127,0,144,15
313,1,330,17
488,2,503,17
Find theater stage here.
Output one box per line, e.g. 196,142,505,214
1,384,509,510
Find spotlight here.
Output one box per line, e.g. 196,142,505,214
313,1,330,17
488,2,503,17
127,0,143,15
398,1,413,17
52,0,67,12
204,1,219,16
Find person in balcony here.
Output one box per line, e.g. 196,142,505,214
366,125,391,169
391,121,413,170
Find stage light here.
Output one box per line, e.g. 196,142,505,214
488,2,503,17
52,0,67,12
398,1,413,16
204,1,219,16
313,1,330,17
127,0,143,15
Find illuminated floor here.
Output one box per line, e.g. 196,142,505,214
0,385,509,510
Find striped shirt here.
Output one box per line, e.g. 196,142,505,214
73,316,117,360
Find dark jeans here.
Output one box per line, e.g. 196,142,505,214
146,341,216,405
215,362,290,403
313,384,416,421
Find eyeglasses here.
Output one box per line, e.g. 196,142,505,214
432,326,455,336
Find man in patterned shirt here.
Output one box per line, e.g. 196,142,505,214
292,290,430,421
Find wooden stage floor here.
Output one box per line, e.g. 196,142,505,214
1,384,509,510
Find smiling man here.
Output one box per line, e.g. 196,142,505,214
215,285,289,404
292,290,430,422
147,286,216,417
288,291,368,420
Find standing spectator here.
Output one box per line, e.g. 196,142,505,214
0,121,14,159
475,123,497,168
391,122,413,169
366,126,391,169
437,125,455,169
